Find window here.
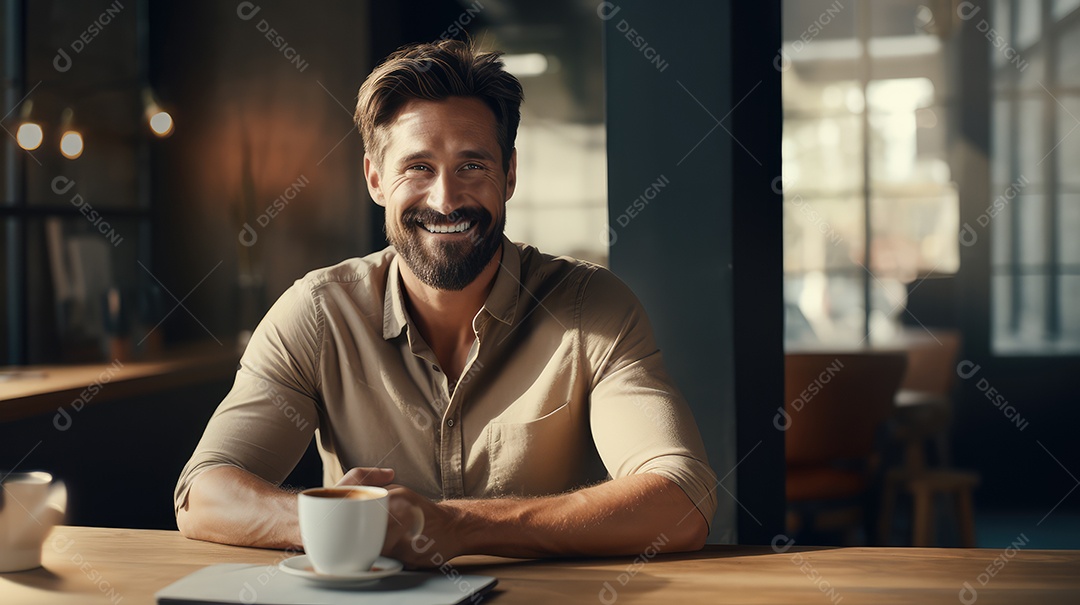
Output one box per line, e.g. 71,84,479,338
990,0,1080,353
2,1,157,365
782,0,960,347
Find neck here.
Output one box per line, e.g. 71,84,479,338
398,244,504,373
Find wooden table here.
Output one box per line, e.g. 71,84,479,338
0,342,238,423
2,527,1078,604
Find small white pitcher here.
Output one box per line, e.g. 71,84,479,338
0,471,67,573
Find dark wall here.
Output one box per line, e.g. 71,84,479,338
152,0,373,343
0,381,232,529
0,377,322,529
604,0,785,543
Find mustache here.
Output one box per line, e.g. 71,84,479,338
401,206,491,227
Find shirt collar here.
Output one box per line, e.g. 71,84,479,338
381,237,521,341
484,236,520,326
383,255,409,340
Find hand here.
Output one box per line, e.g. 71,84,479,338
336,467,460,568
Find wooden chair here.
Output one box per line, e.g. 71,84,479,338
880,330,980,547
785,352,908,544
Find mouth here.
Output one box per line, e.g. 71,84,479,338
419,220,475,235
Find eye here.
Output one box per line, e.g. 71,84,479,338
406,164,432,172
460,162,485,171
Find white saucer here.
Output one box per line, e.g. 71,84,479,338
278,555,403,586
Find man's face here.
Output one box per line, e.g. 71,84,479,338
364,96,516,291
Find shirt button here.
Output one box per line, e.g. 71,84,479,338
446,418,455,427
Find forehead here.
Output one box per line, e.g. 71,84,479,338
382,97,500,159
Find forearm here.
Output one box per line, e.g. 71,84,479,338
176,465,301,549
442,473,708,559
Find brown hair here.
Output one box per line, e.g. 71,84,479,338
355,40,524,172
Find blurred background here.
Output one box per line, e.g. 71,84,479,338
1,0,1077,550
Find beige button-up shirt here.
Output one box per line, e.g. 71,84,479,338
175,238,717,526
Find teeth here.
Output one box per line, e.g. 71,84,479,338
423,221,472,234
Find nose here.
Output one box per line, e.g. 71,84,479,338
426,173,461,217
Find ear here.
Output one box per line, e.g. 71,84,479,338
363,154,385,207
504,148,517,202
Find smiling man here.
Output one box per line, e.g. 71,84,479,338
175,40,717,566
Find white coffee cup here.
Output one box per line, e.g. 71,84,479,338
0,471,67,573
298,486,391,575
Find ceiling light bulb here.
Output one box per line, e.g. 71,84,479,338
60,130,84,159
17,123,44,150
149,110,173,137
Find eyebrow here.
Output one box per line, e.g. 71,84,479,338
398,149,497,165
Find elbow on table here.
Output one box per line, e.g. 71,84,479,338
667,510,709,552
175,473,212,542
175,491,203,541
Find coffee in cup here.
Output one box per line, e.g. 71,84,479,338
298,486,389,575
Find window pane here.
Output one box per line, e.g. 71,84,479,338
1059,20,1080,87
1019,49,1045,91
24,2,140,209
1015,97,1045,190
782,75,862,118
868,273,909,344
1015,0,1042,49
991,194,1015,267
992,273,1050,352
992,99,1012,185
869,99,950,186
1060,195,1080,264
991,0,1012,71
1055,0,1080,20
782,116,864,194
783,196,863,272
785,272,865,346
871,192,960,276
22,216,146,364
1014,195,1049,266
1058,95,1080,193
1059,275,1080,346
783,0,855,43
510,122,607,263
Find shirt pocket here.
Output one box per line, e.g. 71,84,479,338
487,400,581,497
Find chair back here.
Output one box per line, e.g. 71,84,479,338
784,352,908,467
900,330,962,395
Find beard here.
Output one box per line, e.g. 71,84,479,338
387,205,505,291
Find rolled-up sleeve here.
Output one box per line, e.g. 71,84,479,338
583,268,718,528
173,278,324,517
